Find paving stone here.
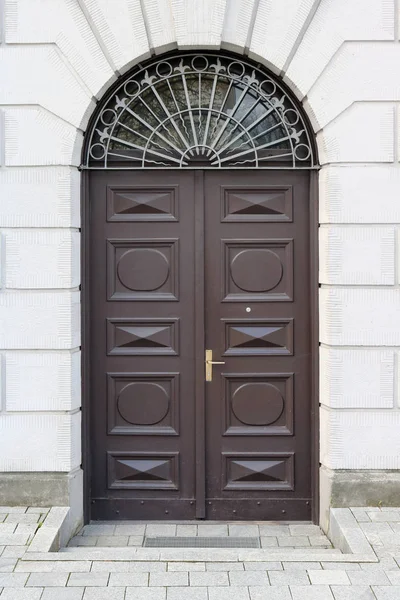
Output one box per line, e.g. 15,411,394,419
289,525,322,536
290,586,334,599
208,588,250,600
360,523,393,535
146,525,177,537
82,525,116,536
350,509,371,523
176,525,197,537
387,571,400,584
228,525,259,537
190,571,229,586
0,590,43,600
361,558,399,571
2,545,26,557
51,562,92,572
15,524,38,537
4,514,39,525
0,534,29,546
149,571,188,586
377,534,400,547
0,557,17,572
0,515,7,522
0,524,17,535
0,572,29,586
331,586,376,599
269,571,310,585
309,536,332,547
244,562,281,571
168,562,205,571
322,563,361,571
259,526,290,537
308,570,350,585
27,572,69,587
127,536,143,546
91,561,166,572
277,536,310,547
69,536,98,547
82,589,125,600
229,571,270,586
108,572,149,586
41,589,85,600
368,512,400,523
0,507,27,513
96,536,129,547
249,587,291,599
125,589,166,600
207,562,244,571
26,507,50,514
68,572,109,586
197,525,228,537
167,588,208,600
283,562,322,570
348,571,391,585
114,524,145,536
372,587,400,599
260,537,278,547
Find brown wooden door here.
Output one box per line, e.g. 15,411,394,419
88,169,312,520
204,170,311,520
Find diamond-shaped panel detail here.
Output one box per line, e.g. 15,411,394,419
225,454,294,490
108,453,179,489
108,319,179,355
223,188,292,222
225,320,293,355
107,187,177,221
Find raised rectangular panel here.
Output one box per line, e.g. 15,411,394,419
306,43,400,129
0,46,94,129
223,453,294,490
107,239,179,301
285,0,394,97
107,318,179,356
221,0,256,51
316,103,395,164
223,319,293,356
171,0,226,47
5,230,80,289
0,167,80,228
319,226,395,285
4,108,82,166
80,0,150,71
320,347,394,409
320,165,400,224
221,186,293,222
223,373,293,436
107,372,179,435
107,186,179,221
222,239,293,302
107,452,179,490
0,292,80,350
0,412,81,471
6,351,81,411
5,0,114,97
249,0,316,72
320,288,400,346
320,408,400,469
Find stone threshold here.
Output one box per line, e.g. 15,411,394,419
18,506,379,564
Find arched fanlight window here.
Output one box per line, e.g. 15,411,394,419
84,53,316,169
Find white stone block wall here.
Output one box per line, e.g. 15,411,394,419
0,0,399,519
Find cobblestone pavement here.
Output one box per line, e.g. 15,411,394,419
1,507,400,599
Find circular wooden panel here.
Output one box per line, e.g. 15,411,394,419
230,249,283,292
117,249,169,291
117,382,169,425
232,382,284,426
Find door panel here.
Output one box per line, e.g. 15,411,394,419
89,171,197,519
204,170,311,520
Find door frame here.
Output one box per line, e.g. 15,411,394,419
80,168,320,524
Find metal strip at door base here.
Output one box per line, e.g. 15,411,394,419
144,536,261,548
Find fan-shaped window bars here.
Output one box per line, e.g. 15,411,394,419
85,53,316,169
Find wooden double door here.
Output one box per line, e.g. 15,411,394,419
88,169,312,520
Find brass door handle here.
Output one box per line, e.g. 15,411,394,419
205,349,225,382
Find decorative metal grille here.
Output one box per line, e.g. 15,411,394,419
85,53,315,169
